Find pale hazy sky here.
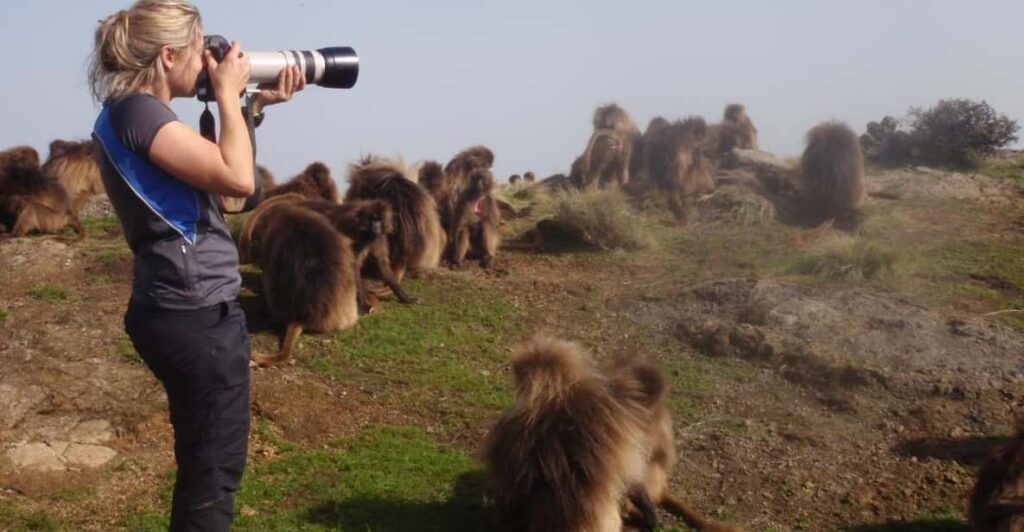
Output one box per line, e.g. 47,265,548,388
1,1,1021,185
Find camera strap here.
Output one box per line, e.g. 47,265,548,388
200,102,216,142
201,94,262,213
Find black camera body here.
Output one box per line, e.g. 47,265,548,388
196,34,359,102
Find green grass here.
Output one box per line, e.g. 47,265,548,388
111,336,142,365
90,273,115,285
29,283,71,304
82,216,120,237
917,238,1024,290
789,237,898,282
126,426,488,531
0,498,66,531
910,234,1024,328
50,485,98,504
0,309,7,324
95,245,132,263
300,274,519,427
977,157,1024,182
844,505,968,531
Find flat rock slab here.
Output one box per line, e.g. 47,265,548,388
4,419,118,472
62,443,117,468
7,443,66,472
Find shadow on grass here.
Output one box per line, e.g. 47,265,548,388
306,471,491,532
895,435,1009,467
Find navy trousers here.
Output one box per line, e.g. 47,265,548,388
126,300,251,532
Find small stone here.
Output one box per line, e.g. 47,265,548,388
62,444,117,468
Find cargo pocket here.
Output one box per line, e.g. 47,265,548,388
204,305,250,389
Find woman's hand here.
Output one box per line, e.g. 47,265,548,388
204,40,250,100
253,65,306,112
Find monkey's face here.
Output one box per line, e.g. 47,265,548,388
468,173,492,198
471,177,484,193
364,202,392,236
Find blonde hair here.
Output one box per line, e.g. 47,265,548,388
89,0,203,102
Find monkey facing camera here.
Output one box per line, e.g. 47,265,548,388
196,34,359,102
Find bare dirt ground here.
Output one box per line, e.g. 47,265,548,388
0,164,1022,531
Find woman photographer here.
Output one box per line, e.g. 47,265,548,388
89,1,304,529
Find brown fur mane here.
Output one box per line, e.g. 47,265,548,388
799,121,865,225
345,156,444,271
484,338,646,532
263,162,338,203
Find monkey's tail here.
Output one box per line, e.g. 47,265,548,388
791,217,835,248
66,211,86,242
253,322,303,368
661,494,741,532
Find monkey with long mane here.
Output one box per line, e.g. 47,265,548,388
484,337,741,531
345,156,445,287
42,139,104,214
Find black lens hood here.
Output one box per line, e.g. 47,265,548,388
317,47,359,89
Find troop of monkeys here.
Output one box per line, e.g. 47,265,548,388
235,145,503,366
0,141,95,240
0,103,1021,530
547,103,866,245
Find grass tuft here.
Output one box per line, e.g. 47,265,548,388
791,237,897,282
546,189,654,251
29,283,71,304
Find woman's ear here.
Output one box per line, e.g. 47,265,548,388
159,45,176,72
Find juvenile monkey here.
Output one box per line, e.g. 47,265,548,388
444,145,495,195
449,168,501,268
299,198,421,312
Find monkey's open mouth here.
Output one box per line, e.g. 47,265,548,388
474,197,485,215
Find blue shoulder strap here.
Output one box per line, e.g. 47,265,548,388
93,105,199,244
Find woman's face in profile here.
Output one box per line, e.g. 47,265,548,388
170,34,204,98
